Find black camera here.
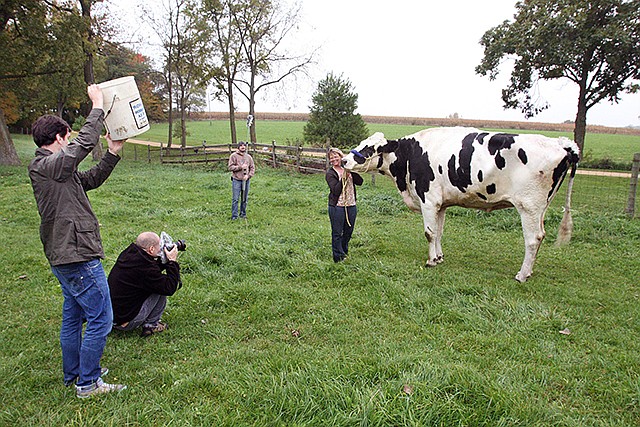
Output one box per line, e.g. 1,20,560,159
159,232,187,263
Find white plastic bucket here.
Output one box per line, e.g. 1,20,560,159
98,76,150,140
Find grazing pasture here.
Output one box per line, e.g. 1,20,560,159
0,130,638,426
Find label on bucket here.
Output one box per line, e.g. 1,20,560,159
129,97,149,129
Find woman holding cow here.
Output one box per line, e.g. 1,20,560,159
326,147,363,262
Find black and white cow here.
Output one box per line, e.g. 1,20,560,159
342,127,580,282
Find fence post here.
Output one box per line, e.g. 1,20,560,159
625,152,640,218
203,140,207,165
296,145,302,173
272,140,276,167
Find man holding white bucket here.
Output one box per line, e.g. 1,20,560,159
28,84,127,399
228,141,255,220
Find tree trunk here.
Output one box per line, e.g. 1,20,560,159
180,97,187,148
227,80,237,145
0,106,20,166
248,90,256,143
166,67,173,149
573,82,588,160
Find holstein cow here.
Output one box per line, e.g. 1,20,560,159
341,127,580,282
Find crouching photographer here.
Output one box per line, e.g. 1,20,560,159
108,231,184,337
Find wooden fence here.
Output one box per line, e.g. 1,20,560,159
121,141,329,174
119,143,639,218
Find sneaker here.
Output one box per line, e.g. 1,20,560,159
64,367,109,387
141,321,167,338
76,378,126,399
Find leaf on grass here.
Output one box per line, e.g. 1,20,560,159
559,328,571,335
402,384,414,395
18,275,27,280
291,329,301,337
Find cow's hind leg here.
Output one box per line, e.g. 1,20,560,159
515,204,547,282
421,204,441,267
434,207,446,263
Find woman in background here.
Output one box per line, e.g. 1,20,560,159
326,147,363,262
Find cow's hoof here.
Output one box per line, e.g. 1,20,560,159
426,260,438,267
436,255,444,264
515,272,529,283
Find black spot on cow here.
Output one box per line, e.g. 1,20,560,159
486,183,496,194
476,132,489,144
447,132,476,193
488,133,518,154
548,155,570,200
438,165,443,175
476,192,487,200
477,170,483,182
353,145,376,164
488,133,518,170
518,148,528,164
387,138,435,202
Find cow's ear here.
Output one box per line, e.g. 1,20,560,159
378,140,397,153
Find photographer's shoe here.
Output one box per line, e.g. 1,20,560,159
141,321,167,337
76,378,126,399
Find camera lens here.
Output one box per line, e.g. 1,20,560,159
175,240,186,251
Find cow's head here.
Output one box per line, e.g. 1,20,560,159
342,132,389,173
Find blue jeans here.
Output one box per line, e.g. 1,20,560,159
51,259,113,387
328,205,357,262
231,178,250,219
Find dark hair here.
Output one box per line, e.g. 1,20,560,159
32,115,70,147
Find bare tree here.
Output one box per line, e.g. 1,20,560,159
144,0,208,148
200,0,244,145
230,0,314,143
142,0,180,148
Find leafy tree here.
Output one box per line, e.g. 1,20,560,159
0,0,51,165
303,73,368,149
476,0,640,157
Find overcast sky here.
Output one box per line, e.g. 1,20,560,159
110,0,640,128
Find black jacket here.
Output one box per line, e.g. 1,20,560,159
108,243,181,324
325,168,363,206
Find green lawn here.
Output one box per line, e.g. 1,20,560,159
1,132,639,426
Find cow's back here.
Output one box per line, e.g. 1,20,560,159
402,127,577,210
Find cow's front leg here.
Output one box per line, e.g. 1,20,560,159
421,204,440,267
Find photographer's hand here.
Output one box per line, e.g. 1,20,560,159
165,246,178,262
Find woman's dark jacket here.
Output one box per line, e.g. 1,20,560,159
108,243,181,324
325,168,363,206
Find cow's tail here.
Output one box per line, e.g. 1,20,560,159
556,147,579,246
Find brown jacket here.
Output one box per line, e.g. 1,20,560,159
228,150,255,180
28,109,120,266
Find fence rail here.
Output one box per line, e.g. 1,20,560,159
122,141,329,173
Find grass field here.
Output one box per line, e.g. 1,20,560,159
1,130,639,426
